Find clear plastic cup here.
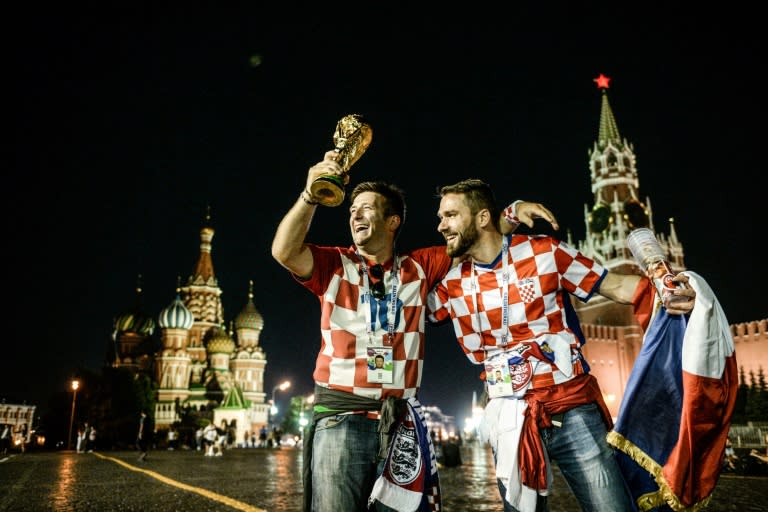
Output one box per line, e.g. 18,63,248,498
626,228,665,269
626,228,683,305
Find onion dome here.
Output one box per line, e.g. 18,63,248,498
114,276,156,336
114,311,156,336
207,325,235,354
234,280,264,331
158,284,194,330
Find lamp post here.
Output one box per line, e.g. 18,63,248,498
269,380,291,428
67,380,80,450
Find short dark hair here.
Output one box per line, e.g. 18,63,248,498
350,181,407,235
438,179,500,231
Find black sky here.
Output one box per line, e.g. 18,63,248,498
8,6,766,424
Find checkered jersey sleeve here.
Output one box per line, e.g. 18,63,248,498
293,244,342,296
551,238,606,301
427,280,451,324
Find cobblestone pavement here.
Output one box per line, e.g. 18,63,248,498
1,444,766,511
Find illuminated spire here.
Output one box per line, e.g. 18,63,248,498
595,73,621,148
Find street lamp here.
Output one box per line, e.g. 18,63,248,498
299,394,314,438
269,380,291,427
67,380,80,450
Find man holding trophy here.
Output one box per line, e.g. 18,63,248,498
271,115,558,512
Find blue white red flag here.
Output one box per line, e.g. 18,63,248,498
608,272,738,511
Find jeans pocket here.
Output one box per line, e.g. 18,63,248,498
315,414,349,432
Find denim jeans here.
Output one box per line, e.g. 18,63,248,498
311,413,397,512
495,403,635,512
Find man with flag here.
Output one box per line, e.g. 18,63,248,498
427,179,699,511
608,271,738,511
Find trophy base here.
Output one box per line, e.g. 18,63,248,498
309,175,345,207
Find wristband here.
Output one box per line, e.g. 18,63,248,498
301,190,319,206
503,201,521,227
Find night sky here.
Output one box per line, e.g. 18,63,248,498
8,6,765,424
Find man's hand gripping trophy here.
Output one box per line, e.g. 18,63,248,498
306,114,373,207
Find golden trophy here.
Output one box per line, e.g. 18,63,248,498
309,114,373,207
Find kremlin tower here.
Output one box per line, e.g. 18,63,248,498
572,74,766,418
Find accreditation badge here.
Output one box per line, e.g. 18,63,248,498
486,348,535,399
367,347,393,384
486,359,514,399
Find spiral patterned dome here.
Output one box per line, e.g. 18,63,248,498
114,311,156,336
207,326,235,354
158,294,194,330
114,278,156,336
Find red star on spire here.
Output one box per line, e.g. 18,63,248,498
594,73,611,89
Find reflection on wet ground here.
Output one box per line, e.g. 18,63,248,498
1,443,766,511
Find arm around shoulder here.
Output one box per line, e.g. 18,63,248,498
501,200,560,232
596,271,642,304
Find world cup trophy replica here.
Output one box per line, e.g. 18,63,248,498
308,114,373,207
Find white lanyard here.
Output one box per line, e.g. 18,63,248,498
470,235,510,346
358,253,400,344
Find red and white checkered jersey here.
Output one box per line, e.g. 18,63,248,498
428,234,606,370
298,244,452,401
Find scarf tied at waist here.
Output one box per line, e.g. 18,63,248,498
519,374,613,490
301,385,408,512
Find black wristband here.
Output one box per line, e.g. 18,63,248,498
301,190,318,206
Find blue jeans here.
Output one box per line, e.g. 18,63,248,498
495,403,635,512
311,413,396,512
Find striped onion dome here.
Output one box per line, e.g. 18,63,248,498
234,281,263,331
207,326,235,354
158,292,194,330
114,310,156,336
114,277,156,336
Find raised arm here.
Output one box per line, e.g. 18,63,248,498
499,200,560,235
597,271,696,315
271,150,345,279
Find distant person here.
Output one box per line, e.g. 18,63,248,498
723,437,738,471
213,429,226,457
441,436,463,468
136,411,152,462
1,424,10,455
203,422,218,456
258,425,268,448
82,422,91,452
749,434,768,465
76,425,86,453
271,149,556,511
167,425,178,450
86,424,97,452
272,427,282,449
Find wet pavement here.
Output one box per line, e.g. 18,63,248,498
0,444,766,511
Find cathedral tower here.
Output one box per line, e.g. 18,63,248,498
154,280,194,426
112,274,156,373
230,280,269,431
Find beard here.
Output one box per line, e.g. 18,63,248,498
446,221,479,258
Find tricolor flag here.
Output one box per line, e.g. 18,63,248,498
608,272,738,511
